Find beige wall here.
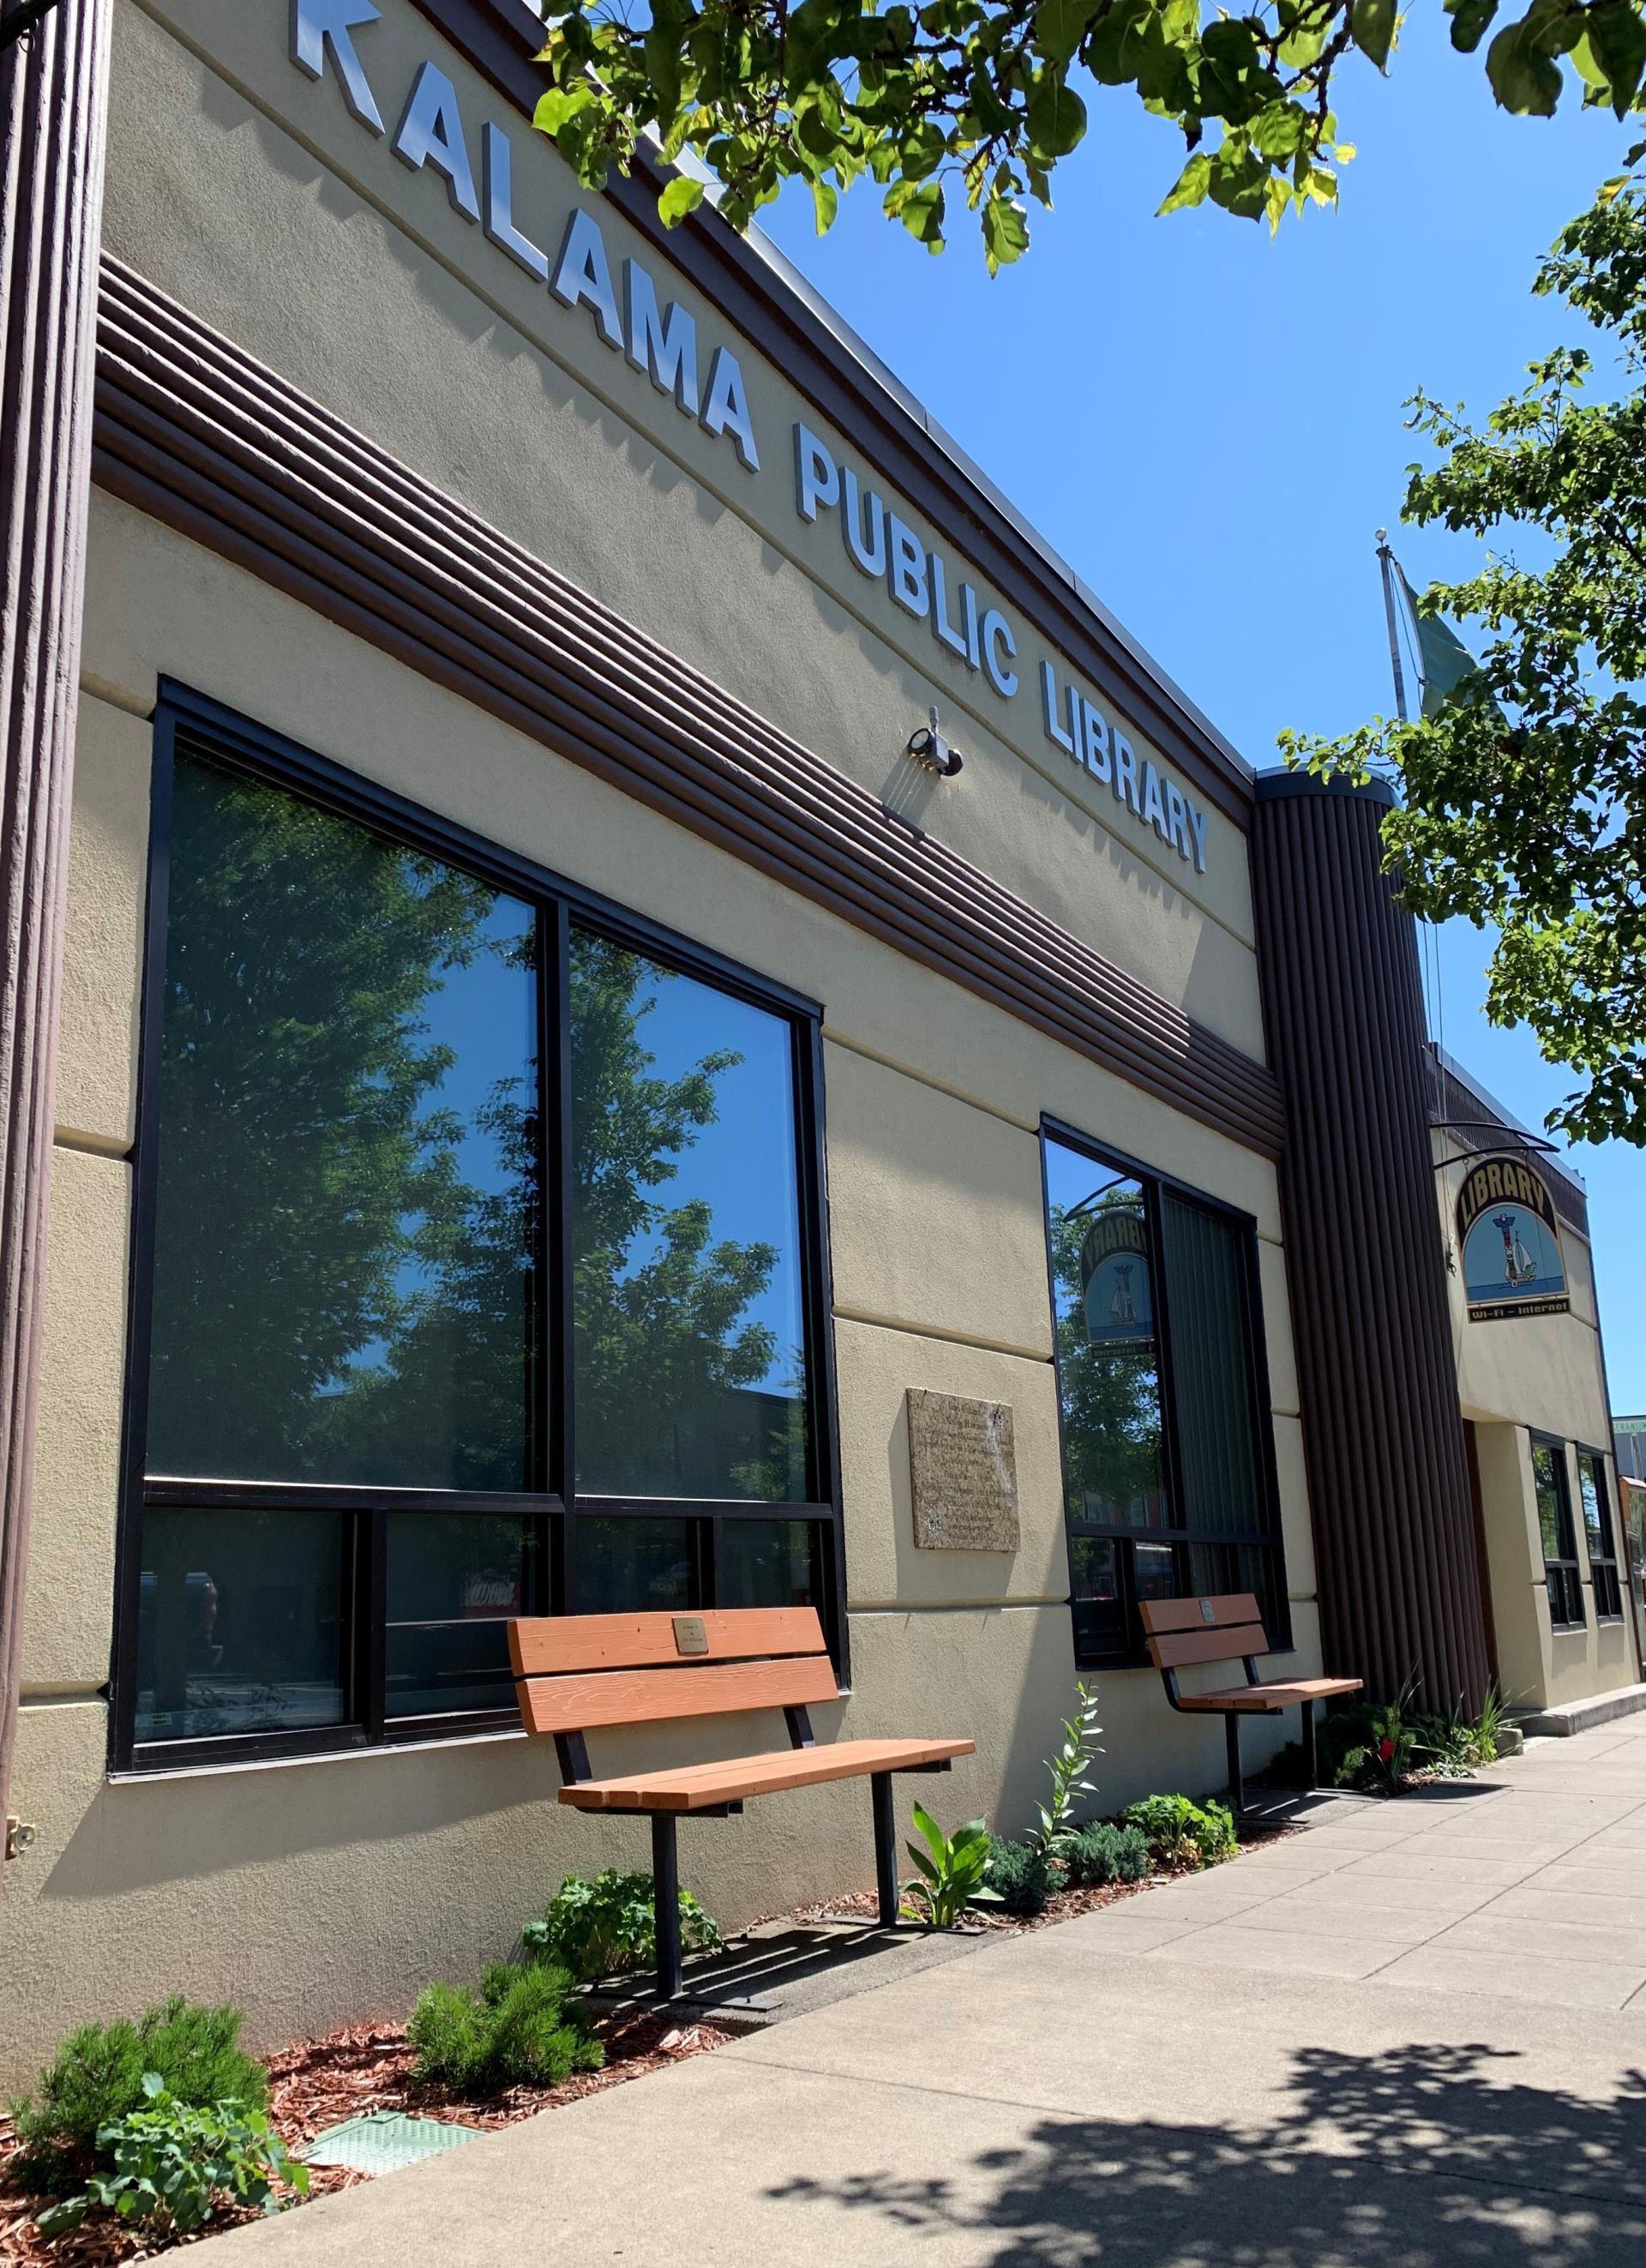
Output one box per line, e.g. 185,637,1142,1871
2,492,1313,2083
1438,1152,1637,1707
102,0,1263,1054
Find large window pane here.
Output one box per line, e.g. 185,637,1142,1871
718,1519,819,1609
574,1517,698,1611
384,1514,537,1719
1043,1139,1168,1528
135,1507,350,1742
146,754,538,1490
571,934,808,1501
1160,1194,1262,1538
1069,1536,1126,1661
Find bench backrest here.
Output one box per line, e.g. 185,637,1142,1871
1138,1593,1270,1672
508,1608,837,1736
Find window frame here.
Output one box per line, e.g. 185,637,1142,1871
1530,1432,1585,1631
1038,1116,1289,1671
1577,1444,1624,1622
109,683,845,1774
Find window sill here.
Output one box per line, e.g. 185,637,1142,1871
111,1721,530,1784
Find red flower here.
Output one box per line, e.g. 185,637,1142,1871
1378,1737,1396,1763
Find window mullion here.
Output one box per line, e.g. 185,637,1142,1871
549,900,578,1609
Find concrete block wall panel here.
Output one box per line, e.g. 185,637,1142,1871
53,693,149,1153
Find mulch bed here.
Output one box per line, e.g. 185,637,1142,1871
0,1820,1306,2264
0,2009,733,2266
780,1814,1305,1937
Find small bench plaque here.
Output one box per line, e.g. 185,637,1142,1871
906,1388,1020,1554
673,1615,709,1655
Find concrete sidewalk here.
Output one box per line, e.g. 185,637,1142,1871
195,1719,1646,2265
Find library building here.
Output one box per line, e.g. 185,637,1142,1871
2,0,1639,2073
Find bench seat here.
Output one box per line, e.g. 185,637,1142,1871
559,1736,976,1813
1173,1676,1363,1716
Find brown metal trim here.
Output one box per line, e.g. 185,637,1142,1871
0,0,114,1843
402,0,1253,829
1252,774,1489,1709
89,258,1286,1159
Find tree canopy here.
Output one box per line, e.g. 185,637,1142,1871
1283,163,1646,1147
531,0,1646,268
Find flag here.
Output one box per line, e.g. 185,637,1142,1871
1397,565,1480,719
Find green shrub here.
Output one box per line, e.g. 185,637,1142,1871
407,1961,604,2095
1120,1794,1236,1868
523,1871,725,1984
9,1998,267,2199
1065,1820,1152,1888
984,1836,1056,1916
1319,1701,1420,1792
36,2075,306,2240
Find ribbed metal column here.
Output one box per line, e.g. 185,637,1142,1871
1252,774,1489,1711
0,0,113,1850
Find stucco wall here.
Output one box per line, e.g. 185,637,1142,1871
2,493,1313,2083
99,0,1262,1052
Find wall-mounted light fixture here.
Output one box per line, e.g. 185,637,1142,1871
906,705,963,778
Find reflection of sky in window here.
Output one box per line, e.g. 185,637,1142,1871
610,960,804,1399
333,884,534,1389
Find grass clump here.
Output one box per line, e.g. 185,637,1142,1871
1065,1820,1152,1888
9,1998,267,2199
984,1837,1056,1916
407,1961,604,2095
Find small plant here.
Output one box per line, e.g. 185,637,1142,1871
407,1960,605,2095
901,1806,1000,1928
9,1998,267,2199
1030,1681,1104,1857
523,1870,725,1983
1065,1820,1152,1888
1120,1794,1236,1868
35,2075,307,2239
984,1836,1056,1916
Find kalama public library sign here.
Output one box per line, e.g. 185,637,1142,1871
295,0,1213,875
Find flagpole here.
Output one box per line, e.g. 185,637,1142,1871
1376,528,1410,724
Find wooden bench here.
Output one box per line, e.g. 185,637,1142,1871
508,1605,974,1999
1140,1593,1362,1814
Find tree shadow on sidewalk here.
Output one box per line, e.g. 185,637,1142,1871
768,2042,1646,2266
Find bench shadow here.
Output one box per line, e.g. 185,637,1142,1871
766,2040,1646,2266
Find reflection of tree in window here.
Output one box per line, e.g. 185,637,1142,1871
146,756,536,1489
1048,1174,1168,1529
571,934,807,1501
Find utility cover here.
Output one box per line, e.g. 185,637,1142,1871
301,2110,484,2174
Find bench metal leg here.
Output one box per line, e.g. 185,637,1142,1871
1224,1714,1245,1819
651,1812,682,2001
1301,1699,1319,1793
871,1772,899,1928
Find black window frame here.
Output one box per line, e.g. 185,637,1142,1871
109,683,845,1774
1530,1433,1585,1631
1038,1116,1290,1670
1577,1445,1624,1622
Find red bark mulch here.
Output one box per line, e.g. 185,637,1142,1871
0,2009,733,2266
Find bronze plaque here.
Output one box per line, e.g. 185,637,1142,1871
906,1388,1020,1553
673,1615,708,1655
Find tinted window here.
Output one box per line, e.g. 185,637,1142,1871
146,755,537,1490
571,934,808,1501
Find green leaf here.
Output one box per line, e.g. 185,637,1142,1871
1445,0,1500,50
1034,0,1098,60
532,87,590,135
1027,71,1089,157
811,174,839,232
658,174,708,226
1351,0,1397,69
982,193,1030,270
1588,0,1646,108
1486,10,1565,111
1157,151,1212,214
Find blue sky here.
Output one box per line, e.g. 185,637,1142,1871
755,19,1645,1409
